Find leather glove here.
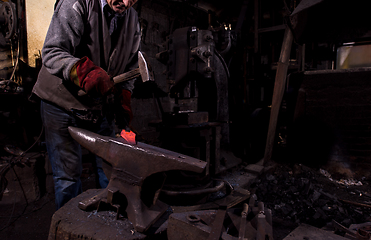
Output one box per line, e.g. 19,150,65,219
115,89,133,129
70,56,114,97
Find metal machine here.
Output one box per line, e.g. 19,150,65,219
155,25,232,176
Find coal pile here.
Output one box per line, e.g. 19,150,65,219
249,163,371,238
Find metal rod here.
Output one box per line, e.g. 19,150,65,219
263,26,293,164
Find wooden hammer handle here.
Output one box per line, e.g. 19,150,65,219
113,68,140,84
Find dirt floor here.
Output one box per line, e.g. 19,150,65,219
0,155,370,240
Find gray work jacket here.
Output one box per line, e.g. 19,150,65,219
32,0,140,122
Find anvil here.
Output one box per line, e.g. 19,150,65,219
68,126,207,232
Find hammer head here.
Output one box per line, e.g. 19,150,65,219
138,51,154,82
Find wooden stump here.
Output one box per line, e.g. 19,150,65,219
48,189,147,240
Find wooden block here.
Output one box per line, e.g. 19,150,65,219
48,189,147,240
244,164,265,174
171,187,250,213
283,224,349,240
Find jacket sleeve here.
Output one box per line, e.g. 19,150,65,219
117,20,141,93
41,0,86,81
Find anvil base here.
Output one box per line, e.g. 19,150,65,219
48,189,161,240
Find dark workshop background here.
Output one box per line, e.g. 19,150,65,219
0,0,371,239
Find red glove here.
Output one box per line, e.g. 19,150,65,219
114,89,133,129
70,56,114,97
120,89,133,124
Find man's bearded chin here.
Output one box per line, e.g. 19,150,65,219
116,3,128,9
112,2,129,13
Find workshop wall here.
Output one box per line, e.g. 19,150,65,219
25,0,54,68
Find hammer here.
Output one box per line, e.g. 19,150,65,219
112,51,154,84
78,51,154,96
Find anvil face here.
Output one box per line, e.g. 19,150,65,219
68,126,206,178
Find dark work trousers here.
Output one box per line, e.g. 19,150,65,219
40,100,113,210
